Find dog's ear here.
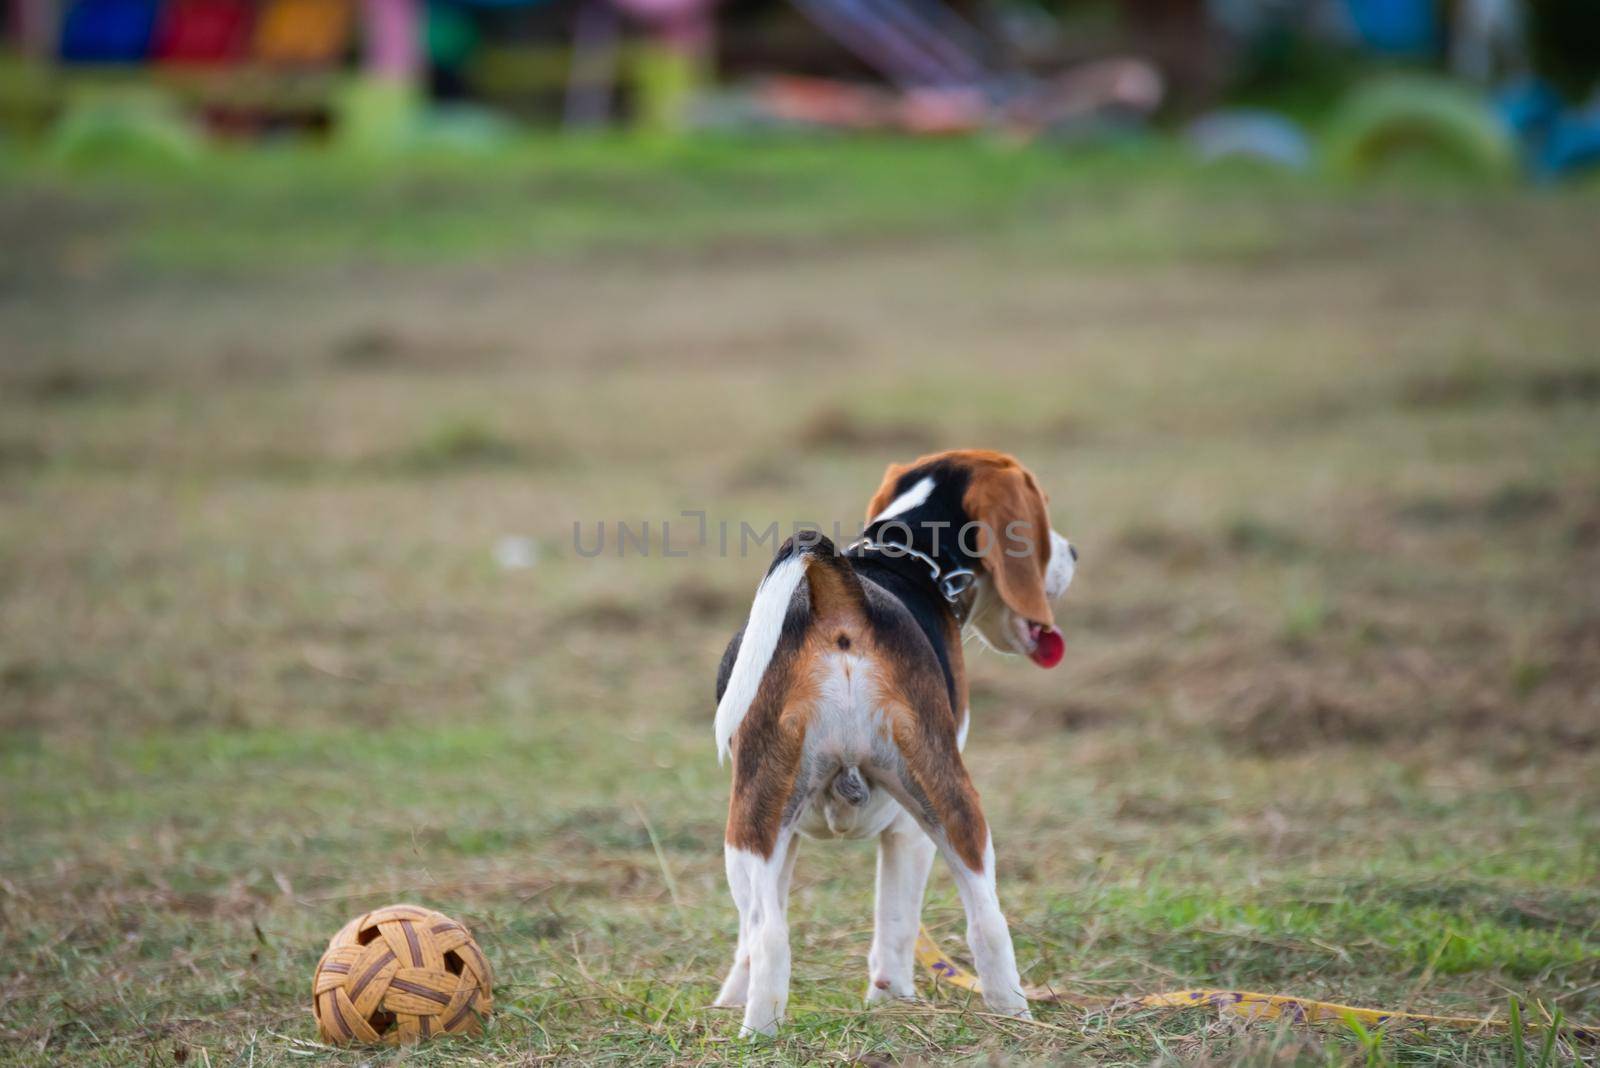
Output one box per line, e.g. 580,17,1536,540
963,460,1054,627
865,462,913,523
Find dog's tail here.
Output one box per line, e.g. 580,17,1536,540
714,533,837,765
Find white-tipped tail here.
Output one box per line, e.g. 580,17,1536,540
715,555,808,764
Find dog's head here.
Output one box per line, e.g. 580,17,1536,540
865,449,1075,666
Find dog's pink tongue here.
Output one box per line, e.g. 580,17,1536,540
1029,626,1064,668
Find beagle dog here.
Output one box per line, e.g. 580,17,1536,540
711,449,1076,1036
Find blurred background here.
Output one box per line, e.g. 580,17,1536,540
3,0,1600,163
3,1,1599,1066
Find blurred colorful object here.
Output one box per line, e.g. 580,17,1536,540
1536,103,1600,179
791,0,987,90
1185,109,1312,170
333,77,418,148
1497,77,1600,181
253,0,353,65
152,0,254,65
1326,74,1517,181
361,0,421,80
633,42,704,133
753,58,1160,137
47,87,204,164
609,0,707,26
1342,0,1439,57
59,0,160,62
407,102,516,151
426,1,479,68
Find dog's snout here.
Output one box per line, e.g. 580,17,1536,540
1068,543,1079,563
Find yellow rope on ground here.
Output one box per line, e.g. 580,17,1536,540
914,927,1595,1041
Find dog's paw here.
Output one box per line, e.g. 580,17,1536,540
738,1013,780,1039
865,976,918,1005
738,992,786,1038
714,961,750,1008
982,994,1032,1020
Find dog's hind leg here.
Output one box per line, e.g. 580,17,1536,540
867,806,936,1003
934,825,1029,1018
876,719,1030,1019
720,684,813,1036
714,833,800,1012
713,846,755,1009
722,830,798,1036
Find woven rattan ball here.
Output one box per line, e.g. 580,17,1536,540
311,904,493,1044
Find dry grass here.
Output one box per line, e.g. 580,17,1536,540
1,144,1597,1066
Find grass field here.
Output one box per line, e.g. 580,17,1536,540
2,139,1598,1066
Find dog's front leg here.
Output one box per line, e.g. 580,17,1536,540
723,832,798,1036
867,806,935,1003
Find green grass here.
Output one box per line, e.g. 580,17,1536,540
2,138,1599,1065
1,134,1318,276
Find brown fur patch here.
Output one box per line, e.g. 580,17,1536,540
725,645,814,857
960,453,1054,627
878,675,987,871
803,550,868,629
871,605,986,870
